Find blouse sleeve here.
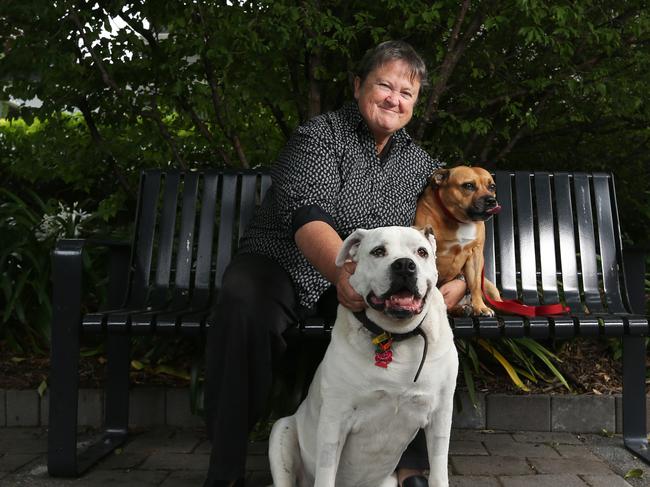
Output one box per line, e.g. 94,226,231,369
271,119,341,236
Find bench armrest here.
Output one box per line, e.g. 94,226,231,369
52,238,132,332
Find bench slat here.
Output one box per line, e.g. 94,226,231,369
214,174,238,290
515,172,539,304
449,316,474,337
593,173,626,314
151,171,180,306
239,174,259,241
551,316,576,338
484,218,496,283
528,316,552,338
476,316,500,337
501,315,525,337
131,170,162,308
194,173,220,298
574,174,604,313
534,172,560,304
173,172,200,293
261,174,272,200
554,173,582,313
495,172,517,300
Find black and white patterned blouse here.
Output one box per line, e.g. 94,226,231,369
239,103,442,309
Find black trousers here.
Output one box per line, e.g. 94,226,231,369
203,253,428,485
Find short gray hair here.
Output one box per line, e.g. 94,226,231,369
355,40,428,87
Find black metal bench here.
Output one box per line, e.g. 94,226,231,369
47,169,649,477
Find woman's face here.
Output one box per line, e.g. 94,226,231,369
354,59,421,147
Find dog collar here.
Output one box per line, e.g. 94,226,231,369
353,311,428,383
434,189,465,224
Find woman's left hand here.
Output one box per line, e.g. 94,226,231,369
439,278,467,310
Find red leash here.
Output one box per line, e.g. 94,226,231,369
481,269,570,317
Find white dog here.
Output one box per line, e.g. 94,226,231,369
269,226,458,487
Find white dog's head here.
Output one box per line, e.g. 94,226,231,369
335,226,439,333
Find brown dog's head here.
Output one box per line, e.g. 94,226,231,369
430,166,501,221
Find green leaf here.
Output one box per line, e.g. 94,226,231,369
37,379,48,398
624,468,644,479
130,359,145,370
518,338,571,391
477,339,530,391
153,364,191,381
460,355,477,407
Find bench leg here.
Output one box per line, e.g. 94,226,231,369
47,310,82,476
50,336,130,476
48,241,84,476
623,335,650,463
103,335,131,434
71,335,130,474
48,241,131,477
622,247,649,463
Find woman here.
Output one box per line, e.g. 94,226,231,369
203,40,466,487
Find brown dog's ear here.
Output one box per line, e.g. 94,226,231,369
430,169,450,188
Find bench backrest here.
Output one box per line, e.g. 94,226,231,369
127,170,271,312
125,169,633,328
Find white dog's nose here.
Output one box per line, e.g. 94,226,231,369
391,258,416,276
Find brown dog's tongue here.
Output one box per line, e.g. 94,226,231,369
486,204,502,215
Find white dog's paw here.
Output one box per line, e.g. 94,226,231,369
378,472,399,487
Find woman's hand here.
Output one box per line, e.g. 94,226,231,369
439,278,467,310
335,262,366,312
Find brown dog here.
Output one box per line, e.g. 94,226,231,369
415,166,502,316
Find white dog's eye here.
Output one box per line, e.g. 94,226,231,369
417,247,429,258
370,246,386,257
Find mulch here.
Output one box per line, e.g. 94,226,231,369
0,344,192,390
473,338,634,396
1,337,646,395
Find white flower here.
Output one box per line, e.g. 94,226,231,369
35,201,92,241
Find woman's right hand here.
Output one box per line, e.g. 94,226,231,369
335,263,366,311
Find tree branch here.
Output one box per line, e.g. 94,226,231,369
176,96,233,166
416,0,485,139
265,99,292,139
478,129,498,167
195,6,249,168
492,91,553,163
117,8,159,49
143,96,188,170
77,97,132,195
302,0,322,119
287,53,307,122
68,11,120,92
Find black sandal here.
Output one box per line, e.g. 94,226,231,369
402,475,428,487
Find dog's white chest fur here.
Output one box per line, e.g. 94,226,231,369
456,222,477,246
268,226,458,487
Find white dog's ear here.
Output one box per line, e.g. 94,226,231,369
335,229,368,267
419,225,437,254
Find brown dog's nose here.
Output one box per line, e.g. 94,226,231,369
391,258,416,276
485,197,498,208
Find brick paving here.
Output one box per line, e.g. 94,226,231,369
0,427,648,486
